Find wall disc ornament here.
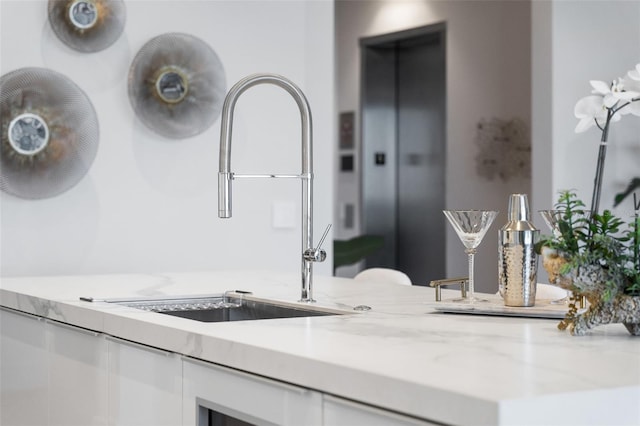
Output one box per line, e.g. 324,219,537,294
48,0,126,53
1,67,100,199
128,32,227,139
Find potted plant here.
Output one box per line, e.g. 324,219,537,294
537,63,640,336
537,191,639,335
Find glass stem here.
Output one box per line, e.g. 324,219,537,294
466,248,476,301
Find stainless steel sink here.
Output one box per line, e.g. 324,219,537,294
104,293,342,323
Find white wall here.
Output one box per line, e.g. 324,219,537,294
532,0,640,219
0,0,335,278
335,0,532,292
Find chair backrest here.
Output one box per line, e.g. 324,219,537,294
353,268,412,286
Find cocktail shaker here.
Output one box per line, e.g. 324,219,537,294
498,194,539,307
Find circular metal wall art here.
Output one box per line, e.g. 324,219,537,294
48,0,126,53
128,32,227,139
0,67,100,199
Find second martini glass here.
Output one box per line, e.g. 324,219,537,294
443,210,498,304
538,209,590,305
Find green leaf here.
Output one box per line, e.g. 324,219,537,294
333,235,385,270
613,177,640,207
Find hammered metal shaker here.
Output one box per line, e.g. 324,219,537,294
498,194,539,307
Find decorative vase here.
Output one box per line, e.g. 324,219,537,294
541,248,640,336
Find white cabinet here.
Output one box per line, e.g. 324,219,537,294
107,336,182,426
0,307,48,426
0,308,109,426
183,358,323,426
323,395,440,426
47,319,109,426
2,310,182,426
1,307,440,426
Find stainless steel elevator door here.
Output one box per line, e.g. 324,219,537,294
396,36,446,283
361,25,446,285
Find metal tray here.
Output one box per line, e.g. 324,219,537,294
433,296,573,319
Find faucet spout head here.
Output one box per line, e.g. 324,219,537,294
218,172,232,218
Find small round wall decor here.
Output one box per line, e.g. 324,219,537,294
48,0,126,53
128,33,227,139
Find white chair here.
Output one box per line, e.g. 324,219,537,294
353,268,412,286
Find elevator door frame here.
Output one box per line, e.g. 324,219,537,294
359,23,447,284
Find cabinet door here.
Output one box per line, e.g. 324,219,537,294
0,307,48,426
107,336,182,426
323,395,441,426
183,358,322,426
47,319,108,426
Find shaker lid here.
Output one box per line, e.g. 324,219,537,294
508,193,530,221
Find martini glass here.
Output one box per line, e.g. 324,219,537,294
539,209,591,237
539,210,564,239
539,209,589,305
539,210,570,304
443,210,498,304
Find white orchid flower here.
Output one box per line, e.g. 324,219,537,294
620,63,640,116
575,64,640,132
628,63,640,82
618,98,640,116
574,95,622,133
590,79,638,108
574,95,609,132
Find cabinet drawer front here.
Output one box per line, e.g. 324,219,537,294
47,319,108,426
183,358,322,426
0,308,48,426
107,337,182,426
323,395,440,426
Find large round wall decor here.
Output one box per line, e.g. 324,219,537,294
48,0,126,53
128,32,227,139
0,67,100,199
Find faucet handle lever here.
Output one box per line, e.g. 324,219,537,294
304,224,331,262
316,223,332,252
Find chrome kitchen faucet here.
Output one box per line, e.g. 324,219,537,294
218,73,328,303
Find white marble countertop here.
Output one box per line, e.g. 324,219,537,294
1,271,639,425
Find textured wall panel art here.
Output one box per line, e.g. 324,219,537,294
475,117,531,181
